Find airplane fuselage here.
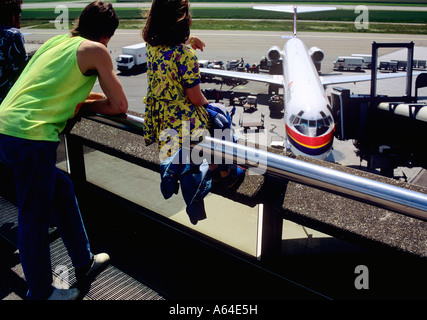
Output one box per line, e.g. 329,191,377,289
282,37,335,159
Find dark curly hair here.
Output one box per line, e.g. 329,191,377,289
71,1,119,41
0,0,22,26
142,0,191,47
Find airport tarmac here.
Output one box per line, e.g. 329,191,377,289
24,28,427,181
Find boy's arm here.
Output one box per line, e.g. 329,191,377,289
77,41,128,115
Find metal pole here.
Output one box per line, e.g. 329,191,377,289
88,113,145,136
192,137,427,222
406,42,414,98
370,41,378,105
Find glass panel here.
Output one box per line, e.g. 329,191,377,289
83,149,259,257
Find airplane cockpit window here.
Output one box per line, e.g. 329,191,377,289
294,118,309,135
291,112,332,136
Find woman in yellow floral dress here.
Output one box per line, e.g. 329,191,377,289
142,0,209,161
142,0,245,188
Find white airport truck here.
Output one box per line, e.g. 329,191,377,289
116,43,147,73
351,54,372,68
333,56,364,71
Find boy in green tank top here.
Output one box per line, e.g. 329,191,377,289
0,1,128,300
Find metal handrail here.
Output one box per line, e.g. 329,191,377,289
193,137,427,221
87,113,145,136
83,113,427,222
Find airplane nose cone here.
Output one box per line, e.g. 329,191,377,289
286,124,334,159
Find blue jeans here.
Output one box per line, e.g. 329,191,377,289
0,134,92,299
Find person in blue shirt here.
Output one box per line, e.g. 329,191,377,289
0,0,28,104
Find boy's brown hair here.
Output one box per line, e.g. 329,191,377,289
71,1,119,41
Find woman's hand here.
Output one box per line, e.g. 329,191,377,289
187,36,205,51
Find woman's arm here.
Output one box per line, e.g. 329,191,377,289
186,84,209,107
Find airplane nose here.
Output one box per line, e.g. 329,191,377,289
286,124,334,159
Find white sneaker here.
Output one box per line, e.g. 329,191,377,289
47,288,80,300
76,253,110,283
86,253,110,278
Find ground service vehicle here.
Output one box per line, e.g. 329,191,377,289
379,61,398,72
351,54,372,68
116,43,147,72
333,56,364,71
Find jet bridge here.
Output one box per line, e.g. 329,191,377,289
330,42,427,177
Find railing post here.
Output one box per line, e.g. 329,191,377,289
64,134,86,184
258,203,283,262
257,176,286,262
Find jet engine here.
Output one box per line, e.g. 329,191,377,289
267,46,282,62
308,47,324,72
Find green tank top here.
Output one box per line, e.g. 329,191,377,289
0,34,97,141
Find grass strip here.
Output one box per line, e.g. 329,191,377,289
20,7,427,34
25,19,424,35
21,7,427,24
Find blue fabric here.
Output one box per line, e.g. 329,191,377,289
205,103,236,144
160,148,211,225
0,26,27,103
0,133,92,299
205,103,231,130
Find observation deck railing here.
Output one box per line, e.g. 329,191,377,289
63,112,427,261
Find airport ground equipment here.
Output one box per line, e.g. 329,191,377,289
226,58,246,72
243,95,258,111
116,43,147,73
378,61,398,72
199,59,225,70
351,54,372,69
230,93,257,111
239,113,265,131
333,56,364,71
268,94,284,117
379,59,426,71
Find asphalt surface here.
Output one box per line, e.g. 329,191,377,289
24,27,427,180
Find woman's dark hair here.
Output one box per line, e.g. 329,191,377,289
142,0,191,46
0,0,22,26
71,1,119,41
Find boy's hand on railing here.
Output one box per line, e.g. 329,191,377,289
62,98,103,135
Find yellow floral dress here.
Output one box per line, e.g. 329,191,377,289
143,44,210,160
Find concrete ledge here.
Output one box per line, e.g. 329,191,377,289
283,156,427,259
69,112,427,259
